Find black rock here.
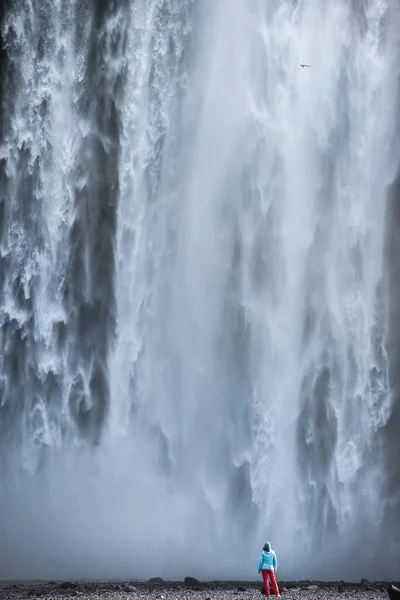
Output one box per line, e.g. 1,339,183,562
149,578,165,584
238,586,246,592
283,583,298,590
184,577,202,587
59,581,78,590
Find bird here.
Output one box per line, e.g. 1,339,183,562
300,64,311,68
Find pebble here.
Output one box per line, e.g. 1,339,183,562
0,581,390,600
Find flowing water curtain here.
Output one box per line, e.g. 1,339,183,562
110,0,400,573
0,0,84,472
0,0,400,581
254,0,395,555
0,0,130,464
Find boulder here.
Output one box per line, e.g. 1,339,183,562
59,582,78,590
149,578,165,584
184,577,202,587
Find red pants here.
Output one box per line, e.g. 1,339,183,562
261,569,279,596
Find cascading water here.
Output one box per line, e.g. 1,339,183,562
1,0,400,582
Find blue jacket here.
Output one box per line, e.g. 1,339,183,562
258,549,277,573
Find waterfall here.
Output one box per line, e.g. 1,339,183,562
1,0,400,582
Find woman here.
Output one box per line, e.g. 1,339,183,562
257,542,281,597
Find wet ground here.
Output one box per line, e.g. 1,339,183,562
0,579,395,600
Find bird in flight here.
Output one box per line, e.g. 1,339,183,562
300,64,311,68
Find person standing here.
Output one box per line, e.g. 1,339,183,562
258,542,281,596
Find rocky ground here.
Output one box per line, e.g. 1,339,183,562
0,578,397,600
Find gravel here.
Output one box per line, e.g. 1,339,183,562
0,580,394,600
